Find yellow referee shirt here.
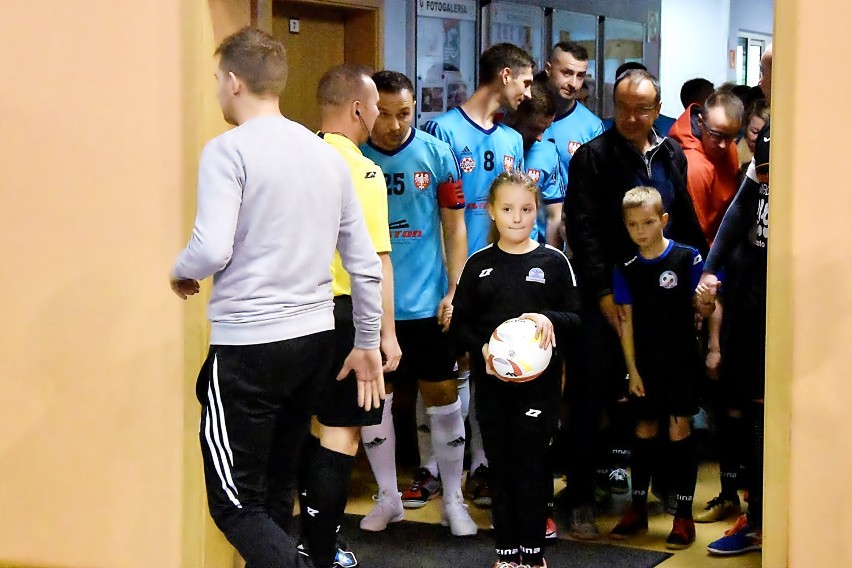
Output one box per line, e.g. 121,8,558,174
321,133,392,297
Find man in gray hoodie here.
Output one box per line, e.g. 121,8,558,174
170,27,384,568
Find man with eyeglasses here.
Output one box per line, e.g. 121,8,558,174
669,87,744,246
560,68,706,540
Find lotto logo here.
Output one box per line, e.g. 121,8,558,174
460,156,476,173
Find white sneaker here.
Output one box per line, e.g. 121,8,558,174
441,490,478,536
359,490,404,532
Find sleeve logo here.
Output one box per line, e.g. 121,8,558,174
527,169,541,184
413,171,431,190
567,141,582,155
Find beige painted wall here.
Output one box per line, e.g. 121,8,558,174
0,1,247,567
767,2,852,567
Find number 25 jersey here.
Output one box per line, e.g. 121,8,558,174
361,128,464,320
424,107,524,254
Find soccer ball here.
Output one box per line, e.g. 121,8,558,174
487,318,553,383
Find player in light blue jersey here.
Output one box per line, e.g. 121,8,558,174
423,43,534,255
504,82,565,247
358,71,476,537
537,42,604,188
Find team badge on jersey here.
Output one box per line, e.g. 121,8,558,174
525,267,546,284
503,155,515,172
413,171,431,190
527,169,541,184
460,157,476,173
567,141,582,155
659,270,678,289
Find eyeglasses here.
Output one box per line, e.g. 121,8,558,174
614,103,657,119
700,119,738,143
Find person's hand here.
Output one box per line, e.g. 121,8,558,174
706,348,721,380
380,332,402,373
696,272,721,305
628,371,645,397
599,294,621,335
337,348,385,411
438,292,454,332
481,343,497,377
170,276,199,299
520,313,555,348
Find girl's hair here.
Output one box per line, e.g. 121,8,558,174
487,170,540,243
622,186,664,216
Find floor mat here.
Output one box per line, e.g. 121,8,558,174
333,514,672,568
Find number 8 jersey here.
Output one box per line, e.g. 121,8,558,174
424,108,525,254
361,128,465,320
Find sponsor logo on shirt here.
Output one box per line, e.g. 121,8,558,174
389,219,423,240
503,155,515,172
659,270,678,289
567,141,582,155
365,171,377,179
413,171,431,190
525,267,546,283
525,408,542,418
466,199,488,210
460,156,476,173
479,268,493,278
527,169,541,184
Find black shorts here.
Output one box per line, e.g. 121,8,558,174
315,296,383,428
474,364,562,434
385,317,457,384
720,285,767,403
630,362,700,420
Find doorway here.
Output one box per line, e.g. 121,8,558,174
272,0,380,131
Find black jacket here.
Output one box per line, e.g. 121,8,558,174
564,127,708,300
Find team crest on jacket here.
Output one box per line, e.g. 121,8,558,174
414,171,431,190
527,169,541,184
659,270,678,289
525,267,546,284
460,156,476,173
503,155,515,172
567,141,582,155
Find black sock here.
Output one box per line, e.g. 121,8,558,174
746,402,764,528
301,445,356,568
717,412,742,498
496,547,521,564
669,435,697,519
297,435,321,522
631,436,655,512
521,544,544,567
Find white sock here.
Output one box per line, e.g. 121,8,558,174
467,382,488,472
428,398,466,500
362,392,398,497
457,377,470,420
415,391,439,477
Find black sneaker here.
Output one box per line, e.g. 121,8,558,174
297,540,358,568
608,467,630,495
466,465,492,507
401,467,441,509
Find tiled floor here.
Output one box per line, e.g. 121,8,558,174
345,460,762,568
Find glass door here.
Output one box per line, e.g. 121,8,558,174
550,10,599,115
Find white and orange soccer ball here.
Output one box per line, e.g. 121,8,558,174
487,318,553,383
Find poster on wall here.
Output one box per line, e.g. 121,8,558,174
485,2,544,68
416,0,477,126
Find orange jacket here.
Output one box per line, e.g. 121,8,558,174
668,104,740,246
